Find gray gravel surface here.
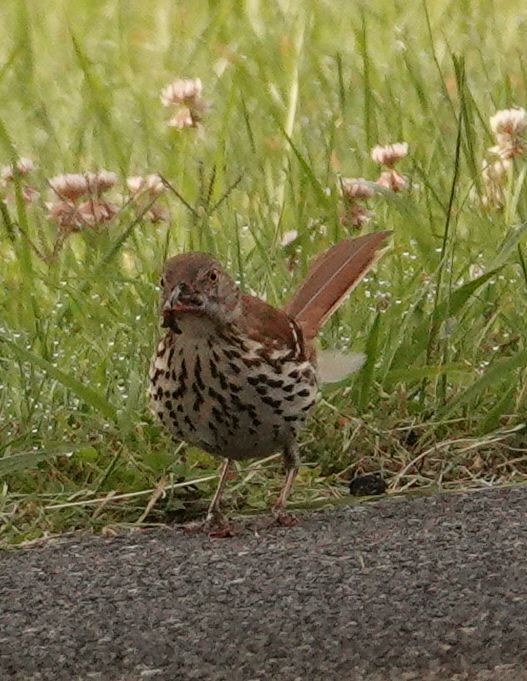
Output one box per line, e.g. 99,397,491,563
1,487,527,681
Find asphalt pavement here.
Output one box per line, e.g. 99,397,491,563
1,486,527,680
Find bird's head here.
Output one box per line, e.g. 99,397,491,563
160,252,241,330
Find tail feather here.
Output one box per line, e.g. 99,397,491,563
284,231,391,339
317,350,366,384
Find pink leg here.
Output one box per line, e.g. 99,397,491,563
272,442,300,526
206,458,233,524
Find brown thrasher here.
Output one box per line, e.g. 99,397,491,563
149,231,390,529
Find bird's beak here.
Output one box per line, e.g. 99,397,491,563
163,285,180,313
162,284,205,326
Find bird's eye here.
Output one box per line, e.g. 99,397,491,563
208,270,218,282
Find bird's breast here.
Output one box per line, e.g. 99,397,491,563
148,327,318,459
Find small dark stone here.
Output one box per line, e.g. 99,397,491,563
349,473,387,497
404,429,419,448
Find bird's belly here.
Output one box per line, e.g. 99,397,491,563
148,334,318,460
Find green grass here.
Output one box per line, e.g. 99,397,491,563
1,0,527,544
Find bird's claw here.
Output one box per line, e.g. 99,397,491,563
272,509,298,527
183,511,238,538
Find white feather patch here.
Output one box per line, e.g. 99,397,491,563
317,350,366,384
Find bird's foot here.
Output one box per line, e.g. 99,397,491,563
207,518,237,538
271,508,298,527
183,512,238,538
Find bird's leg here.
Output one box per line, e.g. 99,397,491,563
205,458,235,536
272,441,300,526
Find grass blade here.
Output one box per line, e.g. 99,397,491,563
0,337,118,423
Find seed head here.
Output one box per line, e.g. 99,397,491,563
490,108,527,138
1,157,35,183
376,169,408,192
147,204,168,223
280,230,298,247
49,170,117,202
160,78,202,106
127,174,165,197
168,107,195,129
371,143,408,168
85,170,118,195
22,186,40,203
46,201,84,231
160,77,207,129
77,200,118,226
489,108,527,159
479,158,512,210
46,198,118,231
340,204,372,230
49,174,89,201
340,177,375,201
481,157,511,184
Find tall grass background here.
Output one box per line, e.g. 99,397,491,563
1,0,527,543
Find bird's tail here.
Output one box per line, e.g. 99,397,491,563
284,231,391,340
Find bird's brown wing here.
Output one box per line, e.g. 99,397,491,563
240,294,314,361
284,231,391,339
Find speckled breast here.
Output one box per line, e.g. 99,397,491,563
148,317,318,460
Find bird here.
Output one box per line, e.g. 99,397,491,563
148,231,390,531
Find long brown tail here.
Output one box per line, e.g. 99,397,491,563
284,231,391,339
